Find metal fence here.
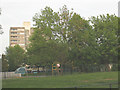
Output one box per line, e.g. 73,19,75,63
18,64,118,77
1,72,21,79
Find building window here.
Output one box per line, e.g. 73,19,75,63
11,36,17,38
11,40,17,42
19,32,24,34
11,32,17,34
11,28,17,31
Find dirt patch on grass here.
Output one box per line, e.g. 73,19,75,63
83,80,89,82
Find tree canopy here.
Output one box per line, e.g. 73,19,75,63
5,45,25,71
4,5,118,72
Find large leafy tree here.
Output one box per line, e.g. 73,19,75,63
67,13,118,72
6,45,25,71
27,5,74,67
67,13,96,71
90,14,118,67
27,28,68,67
28,5,118,72
33,5,74,42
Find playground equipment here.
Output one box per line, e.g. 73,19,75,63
15,67,27,74
52,61,62,75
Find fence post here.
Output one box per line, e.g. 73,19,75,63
75,87,77,90
4,72,6,79
109,84,112,90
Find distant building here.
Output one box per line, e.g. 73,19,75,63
9,22,34,50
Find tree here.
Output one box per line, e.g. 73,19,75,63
27,28,68,67
58,5,74,42
29,5,118,72
118,17,120,71
33,5,74,43
67,13,118,72
6,45,25,71
27,5,74,67
90,14,118,71
67,13,95,71
33,6,58,41
1,54,8,72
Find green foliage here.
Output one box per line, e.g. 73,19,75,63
27,5,73,66
90,14,118,65
23,6,119,72
5,45,25,71
1,54,8,72
67,13,96,69
33,5,74,42
3,7,118,73
118,17,120,70
27,30,68,66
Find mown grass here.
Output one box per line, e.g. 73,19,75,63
2,71,118,88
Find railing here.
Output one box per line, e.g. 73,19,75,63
1,72,21,79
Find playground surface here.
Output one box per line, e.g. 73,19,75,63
2,71,118,88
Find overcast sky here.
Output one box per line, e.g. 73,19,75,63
0,0,119,56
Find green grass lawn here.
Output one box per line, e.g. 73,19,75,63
2,71,118,88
